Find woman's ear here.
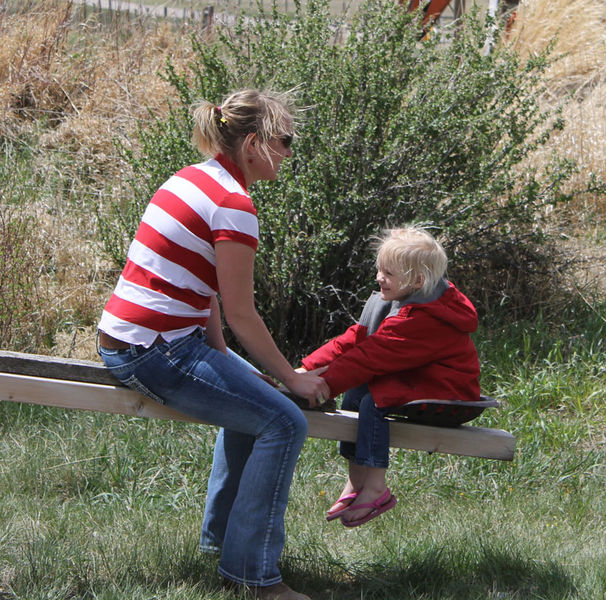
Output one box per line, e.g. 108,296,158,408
242,133,257,164
244,132,257,151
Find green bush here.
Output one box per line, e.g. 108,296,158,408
100,0,576,359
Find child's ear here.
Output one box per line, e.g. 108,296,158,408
414,274,424,289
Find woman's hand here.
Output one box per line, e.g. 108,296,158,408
284,366,330,408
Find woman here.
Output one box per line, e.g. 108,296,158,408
97,89,329,600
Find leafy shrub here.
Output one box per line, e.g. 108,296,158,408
99,0,576,359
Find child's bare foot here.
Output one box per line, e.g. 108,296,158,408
326,490,359,521
341,487,396,526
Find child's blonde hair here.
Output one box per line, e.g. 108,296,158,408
376,226,448,296
191,89,296,165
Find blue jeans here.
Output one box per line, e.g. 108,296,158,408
339,385,391,468
98,330,308,586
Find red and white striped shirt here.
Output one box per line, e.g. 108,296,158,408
98,154,258,347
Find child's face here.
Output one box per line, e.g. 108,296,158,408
376,266,421,302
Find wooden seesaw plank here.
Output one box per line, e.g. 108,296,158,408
0,350,117,385
0,371,515,461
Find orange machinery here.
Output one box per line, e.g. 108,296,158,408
404,1,518,35
404,0,456,27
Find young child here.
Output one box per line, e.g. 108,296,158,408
300,226,481,527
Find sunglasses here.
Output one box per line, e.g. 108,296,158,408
280,133,294,149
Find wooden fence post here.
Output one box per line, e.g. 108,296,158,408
203,6,214,30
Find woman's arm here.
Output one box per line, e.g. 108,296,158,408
205,295,228,354
215,240,329,403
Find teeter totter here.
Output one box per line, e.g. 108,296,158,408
0,351,515,461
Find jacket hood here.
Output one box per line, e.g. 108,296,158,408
415,280,478,334
360,279,478,335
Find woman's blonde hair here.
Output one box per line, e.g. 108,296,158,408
376,226,448,295
191,89,296,164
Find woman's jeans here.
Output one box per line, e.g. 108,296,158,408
339,384,391,468
98,330,308,586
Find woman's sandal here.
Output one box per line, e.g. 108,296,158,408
340,488,397,528
326,491,359,521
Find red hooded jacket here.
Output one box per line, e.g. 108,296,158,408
301,281,481,408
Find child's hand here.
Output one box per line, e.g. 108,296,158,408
285,366,330,407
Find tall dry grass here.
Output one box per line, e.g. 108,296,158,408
502,0,606,303
506,0,606,217
0,1,196,357
0,0,194,180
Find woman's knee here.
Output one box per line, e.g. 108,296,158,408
269,402,308,443
286,405,308,440
251,385,307,434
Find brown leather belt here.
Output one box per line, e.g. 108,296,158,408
98,330,164,350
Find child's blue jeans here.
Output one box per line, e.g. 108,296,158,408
339,384,391,468
98,329,307,587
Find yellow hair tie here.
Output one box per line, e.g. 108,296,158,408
216,106,227,125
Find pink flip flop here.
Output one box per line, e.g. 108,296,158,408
340,488,397,528
326,491,359,521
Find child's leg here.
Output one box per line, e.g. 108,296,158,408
325,466,359,519
329,387,391,520
336,462,385,500
337,385,369,466
340,391,392,523
326,386,369,518
341,465,388,523
349,390,390,468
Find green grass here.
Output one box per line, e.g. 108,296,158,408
1,308,604,600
